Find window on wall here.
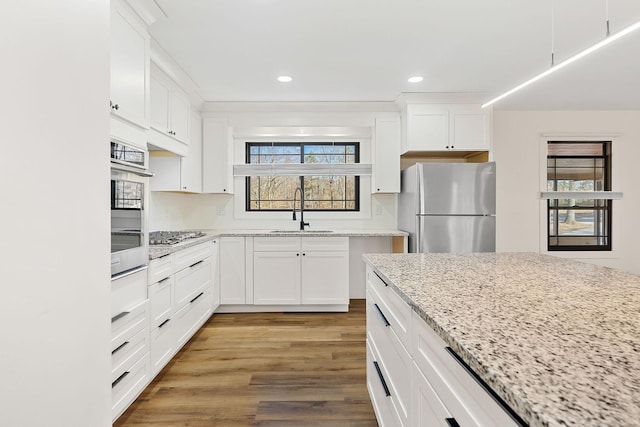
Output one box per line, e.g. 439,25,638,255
546,141,612,251
245,142,360,211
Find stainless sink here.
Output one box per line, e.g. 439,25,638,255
270,229,334,233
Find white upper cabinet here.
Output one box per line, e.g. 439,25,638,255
202,117,234,194
149,109,202,193
402,103,490,153
372,117,401,193
110,0,150,131
148,63,191,155
181,109,202,192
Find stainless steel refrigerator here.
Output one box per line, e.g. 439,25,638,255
398,162,496,253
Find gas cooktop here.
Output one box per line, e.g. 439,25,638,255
149,230,206,245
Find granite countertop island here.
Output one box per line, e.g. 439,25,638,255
362,252,640,427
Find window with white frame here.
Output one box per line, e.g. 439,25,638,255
546,141,612,251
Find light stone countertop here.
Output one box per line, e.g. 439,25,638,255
148,229,407,259
362,252,640,427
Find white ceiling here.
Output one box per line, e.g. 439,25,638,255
149,0,640,110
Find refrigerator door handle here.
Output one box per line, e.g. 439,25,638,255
416,216,421,253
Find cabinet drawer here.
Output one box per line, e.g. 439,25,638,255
366,337,406,427
150,319,175,377
174,256,211,309
174,241,212,271
301,236,348,251
412,312,520,427
149,276,173,329
111,267,147,318
254,236,300,251
367,269,412,351
148,253,174,284
174,288,212,348
412,363,455,427
366,291,411,427
112,352,150,422
111,299,148,351
111,326,149,383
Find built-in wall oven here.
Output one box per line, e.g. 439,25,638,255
110,139,153,277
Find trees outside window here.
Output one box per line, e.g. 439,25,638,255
547,141,611,251
246,142,360,212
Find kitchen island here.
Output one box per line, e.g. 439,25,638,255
363,252,640,427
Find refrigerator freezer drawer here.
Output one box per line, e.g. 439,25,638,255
417,215,495,253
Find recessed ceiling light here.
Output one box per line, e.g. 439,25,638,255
408,76,424,83
277,75,293,83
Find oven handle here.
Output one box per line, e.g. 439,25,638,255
110,161,154,178
111,265,148,281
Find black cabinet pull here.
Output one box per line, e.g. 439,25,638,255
111,341,129,355
445,418,460,427
445,347,528,426
158,318,171,328
159,276,171,284
111,311,129,323
189,260,204,268
112,371,129,388
373,271,389,287
373,303,391,327
190,292,204,303
373,361,391,397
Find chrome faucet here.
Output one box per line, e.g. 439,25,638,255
292,186,309,231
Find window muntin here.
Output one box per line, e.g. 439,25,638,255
246,142,360,212
546,141,611,251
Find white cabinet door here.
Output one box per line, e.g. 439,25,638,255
373,117,401,193
301,251,349,304
210,239,220,310
403,103,490,153
148,63,191,153
150,73,171,132
449,105,490,151
219,237,245,304
181,109,202,192
170,89,190,144
405,105,448,152
110,0,149,129
149,111,202,193
202,117,233,193
254,251,301,304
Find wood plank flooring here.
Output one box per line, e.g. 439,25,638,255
114,299,378,426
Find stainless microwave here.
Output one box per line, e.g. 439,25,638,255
110,140,153,277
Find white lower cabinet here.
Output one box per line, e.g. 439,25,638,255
147,240,216,376
365,264,521,427
112,352,150,422
412,364,454,427
113,239,219,421
174,287,212,347
219,236,247,304
252,236,349,306
111,267,149,422
150,317,174,376
254,250,301,304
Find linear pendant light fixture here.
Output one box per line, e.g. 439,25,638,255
482,3,640,108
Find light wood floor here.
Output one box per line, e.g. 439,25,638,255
114,299,378,426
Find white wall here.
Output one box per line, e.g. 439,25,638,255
1,1,111,426
150,192,397,231
150,105,400,232
494,110,640,275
